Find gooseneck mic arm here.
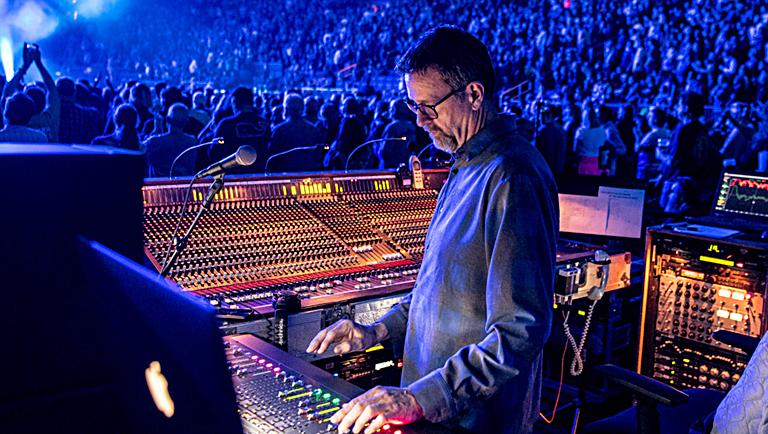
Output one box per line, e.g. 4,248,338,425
416,143,434,160
345,137,406,172
264,144,327,174
170,137,224,179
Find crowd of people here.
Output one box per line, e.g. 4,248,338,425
2,0,768,216
0,43,422,177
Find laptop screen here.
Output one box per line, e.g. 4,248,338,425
76,236,243,434
713,170,768,220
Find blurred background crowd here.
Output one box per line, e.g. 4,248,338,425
1,0,768,217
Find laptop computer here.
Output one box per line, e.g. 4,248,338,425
75,236,243,434
688,169,768,233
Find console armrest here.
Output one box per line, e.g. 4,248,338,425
712,330,759,356
595,364,689,407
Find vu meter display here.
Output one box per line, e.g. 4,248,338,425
715,172,768,218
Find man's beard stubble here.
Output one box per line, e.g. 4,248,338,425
429,129,459,154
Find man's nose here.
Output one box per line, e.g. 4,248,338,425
416,111,431,128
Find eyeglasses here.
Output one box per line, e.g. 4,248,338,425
405,85,467,120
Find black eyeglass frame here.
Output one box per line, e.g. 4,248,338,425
405,83,471,119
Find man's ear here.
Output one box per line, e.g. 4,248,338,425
467,82,485,111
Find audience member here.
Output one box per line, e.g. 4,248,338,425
91,103,141,151
18,47,61,142
574,108,606,175
636,106,671,181
56,77,99,144
317,102,340,145
0,93,49,143
268,93,322,172
144,103,199,177
211,86,271,173
325,97,369,170
536,105,567,174
376,99,416,169
598,106,627,176
658,92,719,206
189,91,211,127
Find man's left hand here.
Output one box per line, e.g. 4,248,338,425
331,386,424,434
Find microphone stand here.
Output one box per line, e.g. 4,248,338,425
345,137,405,172
159,173,225,277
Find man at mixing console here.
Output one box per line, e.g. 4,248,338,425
306,25,559,434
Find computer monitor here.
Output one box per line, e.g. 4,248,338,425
66,237,242,434
712,170,768,220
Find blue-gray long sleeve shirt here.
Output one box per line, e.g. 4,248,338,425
378,116,559,434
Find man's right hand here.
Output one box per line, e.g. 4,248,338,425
306,320,387,355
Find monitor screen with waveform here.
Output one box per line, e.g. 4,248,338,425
714,172,768,218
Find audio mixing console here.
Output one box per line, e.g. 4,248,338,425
224,334,451,434
142,171,448,315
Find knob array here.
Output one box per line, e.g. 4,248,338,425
652,275,763,391
142,176,444,311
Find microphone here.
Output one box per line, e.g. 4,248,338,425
195,145,257,179
345,137,406,172
169,137,224,178
264,144,328,174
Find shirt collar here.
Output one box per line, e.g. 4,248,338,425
452,115,518,163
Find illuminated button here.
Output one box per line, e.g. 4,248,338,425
266,363,273,368
732,292,745,301
322,393,331,400
251,356,259,361
717,310,730,318
273,367,281,373
258,359,266,364
718,289,732,298
730,313,744,322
